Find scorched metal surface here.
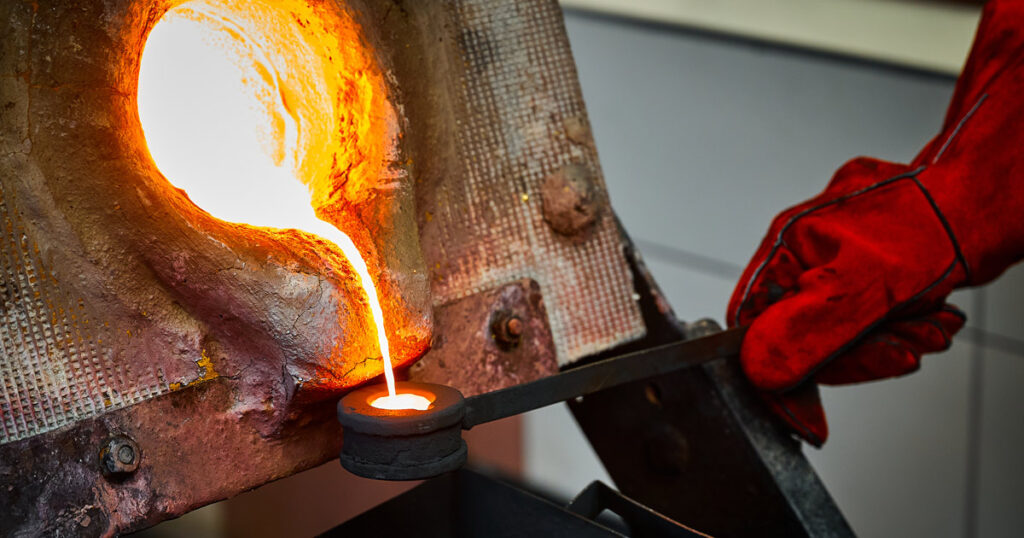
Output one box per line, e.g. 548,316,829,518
0,0,645,534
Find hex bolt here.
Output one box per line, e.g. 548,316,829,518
491,310,524,349
99,435,140,478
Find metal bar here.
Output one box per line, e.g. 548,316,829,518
566,481,710,537
461,326,747,428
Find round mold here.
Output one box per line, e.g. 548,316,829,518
337,381,467,480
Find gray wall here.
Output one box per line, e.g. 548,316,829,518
524,12,1024,538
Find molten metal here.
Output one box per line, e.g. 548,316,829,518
371,393,432,411
138,1,411,402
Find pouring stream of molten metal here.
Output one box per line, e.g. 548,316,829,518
302,224,427,411
138,3,429,410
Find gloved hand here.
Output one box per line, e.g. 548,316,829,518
728,0,1024,446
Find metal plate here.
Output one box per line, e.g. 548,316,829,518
408,279,559,397
416,0,646,365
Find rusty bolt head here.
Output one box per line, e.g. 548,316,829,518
541,163,601,239
99,435,140,478
505,316,523,337
491,310,524,349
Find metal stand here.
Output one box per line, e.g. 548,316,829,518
321,469,706,537
565,247,855,537
331,243,855,537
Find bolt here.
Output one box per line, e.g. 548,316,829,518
117,445,135,464
541,163,601,239
505,317,523,338
99,435,140,478
491,310,524,349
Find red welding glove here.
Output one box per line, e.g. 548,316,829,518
727,0,1024,446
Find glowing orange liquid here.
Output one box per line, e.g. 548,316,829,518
138,2,416,405
371,393,432,411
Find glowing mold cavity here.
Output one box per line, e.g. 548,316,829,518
371,393,433,411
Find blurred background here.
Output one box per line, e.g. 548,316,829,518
138,1,1024,536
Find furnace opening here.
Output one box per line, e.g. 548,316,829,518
137,0,416,405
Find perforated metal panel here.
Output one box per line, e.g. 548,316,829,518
0,180,174,444
421,0,645,365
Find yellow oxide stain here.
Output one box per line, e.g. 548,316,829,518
168,350,220,392
195,350,219,382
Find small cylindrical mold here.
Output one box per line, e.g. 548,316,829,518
337,381,466,480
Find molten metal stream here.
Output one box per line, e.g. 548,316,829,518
138,2,428,409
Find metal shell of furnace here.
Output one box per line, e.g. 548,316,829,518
338,381,467,481
0,0,647,535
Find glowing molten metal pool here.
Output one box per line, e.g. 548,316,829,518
138,0,426,410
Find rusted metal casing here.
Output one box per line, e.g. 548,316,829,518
0,1,645,534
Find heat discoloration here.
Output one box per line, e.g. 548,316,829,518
0,0,433,442
0,0,643,534
0,0,432,534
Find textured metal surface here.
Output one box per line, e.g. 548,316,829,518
0,0,645,533
407,279,559,397
0,375,345,536
0,0,640,443
0,0,435,450
417,0,645,365
0,180,171,444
